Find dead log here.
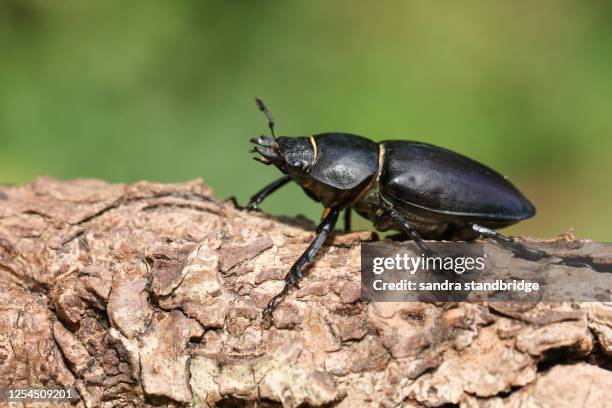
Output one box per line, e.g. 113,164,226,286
0,177,610,407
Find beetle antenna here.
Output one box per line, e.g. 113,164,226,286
255,97,276,138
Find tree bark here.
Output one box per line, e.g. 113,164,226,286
0,177,610,407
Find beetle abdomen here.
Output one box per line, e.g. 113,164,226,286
379,141,535,223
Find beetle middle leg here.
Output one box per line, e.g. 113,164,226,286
262,207,341,326
386,208,436,257
343,207,352,232
247,175,292,210
470,223,547,260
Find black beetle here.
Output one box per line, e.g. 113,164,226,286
248,98,546,322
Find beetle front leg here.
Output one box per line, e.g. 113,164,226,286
470,224,547,260
262,207,341,327
387,208,436,257
247,175,292,210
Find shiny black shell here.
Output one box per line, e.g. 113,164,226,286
302,133,379,207
379,141,535,225
310,133,379,189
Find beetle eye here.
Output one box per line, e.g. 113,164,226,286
292,160,309,170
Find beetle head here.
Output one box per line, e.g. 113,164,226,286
250,136,315,176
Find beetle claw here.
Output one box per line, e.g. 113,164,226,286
253,157,272,165
246,200,261,210
252,146,282,165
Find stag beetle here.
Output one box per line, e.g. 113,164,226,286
248,98,546,322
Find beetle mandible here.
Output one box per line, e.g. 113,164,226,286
248,98,546,323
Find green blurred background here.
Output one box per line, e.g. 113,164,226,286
1,1,610,239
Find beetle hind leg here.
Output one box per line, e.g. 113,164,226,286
470,223,547,260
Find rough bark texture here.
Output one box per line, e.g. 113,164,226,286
0,177,610,407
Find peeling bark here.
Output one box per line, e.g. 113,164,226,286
0,177,610,407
